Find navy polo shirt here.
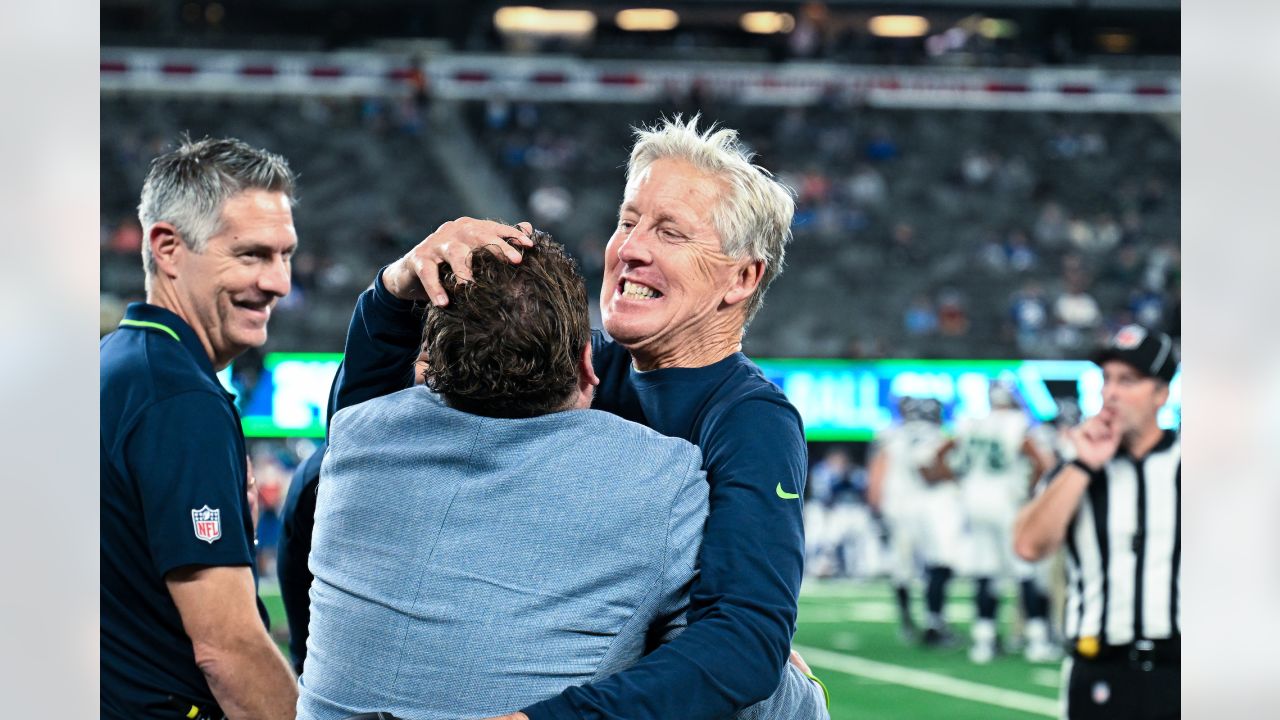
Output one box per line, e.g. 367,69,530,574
101,303,262,719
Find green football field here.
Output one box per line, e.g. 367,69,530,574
795,580,1062,719
261,578,1064,719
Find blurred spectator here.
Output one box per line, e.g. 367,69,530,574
994,154,1036,197
528,184,573,226
1079,129,1107,156
904,295,939,336
1005,228,1038,272
864,126,899,162
251,454,289,578
1034,201,1069,248
1093,212,1124,250
937,289,970,337
1048,128,1082,158
105,218,142,254
1141,176,1168,212
888,222,924,265
1144,241,1180,291
805,448,878,579
961,150,995,186
1067,215,1102,253
1010,282,1051,354
1129,288,1166,329
1054,276,1102,333
1101,244,1144,288
485,97,512,130
798,167,833,205
846,164,887,208
1119,208,1144,244
978,233,1007,272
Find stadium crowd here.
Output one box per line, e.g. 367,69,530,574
103,92,1181,367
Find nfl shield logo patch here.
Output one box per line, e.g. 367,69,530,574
192,505,222,544
1114,325,1147,349
1092,680,1111,705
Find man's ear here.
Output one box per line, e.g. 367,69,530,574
1153,381,1170,408
580,342,600,389
149,222,184,278
723,258,764,308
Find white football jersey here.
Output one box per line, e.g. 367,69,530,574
954,408,1033,503
877,419,949,519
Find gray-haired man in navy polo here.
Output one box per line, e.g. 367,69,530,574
101,137,300,719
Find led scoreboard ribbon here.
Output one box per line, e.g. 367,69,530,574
223,354,1180,440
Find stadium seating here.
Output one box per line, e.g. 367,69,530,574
101,94,1180,360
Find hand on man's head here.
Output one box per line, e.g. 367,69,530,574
384,218,534,305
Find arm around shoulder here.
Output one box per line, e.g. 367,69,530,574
733,662,830,720
167,565,298,720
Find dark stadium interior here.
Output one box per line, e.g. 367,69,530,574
102,0,1179,67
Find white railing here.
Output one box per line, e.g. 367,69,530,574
101,48,1179,113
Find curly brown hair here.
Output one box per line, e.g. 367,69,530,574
422,230,590,419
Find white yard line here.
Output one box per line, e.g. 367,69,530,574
1031,669,1062,688
793,645,1060,718
800,580,983,601
799,601,1019,624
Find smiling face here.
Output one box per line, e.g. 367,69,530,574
170,189,297,368
601,157,759,368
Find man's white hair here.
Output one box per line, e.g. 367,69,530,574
626,115,796,326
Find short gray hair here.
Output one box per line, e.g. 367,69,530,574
138,135,296,276
626,115,795,326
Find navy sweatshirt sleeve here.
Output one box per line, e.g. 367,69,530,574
277,442,327,675
328,268,422,423
524,388,808,720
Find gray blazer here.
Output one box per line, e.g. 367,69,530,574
299,387,826,720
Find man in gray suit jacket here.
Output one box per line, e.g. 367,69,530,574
299,233,825,720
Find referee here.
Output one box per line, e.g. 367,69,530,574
1014,325,1179,720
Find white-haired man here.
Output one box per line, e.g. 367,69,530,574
329,116,827,720
101,137,299,719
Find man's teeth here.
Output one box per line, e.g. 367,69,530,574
622,281,660,299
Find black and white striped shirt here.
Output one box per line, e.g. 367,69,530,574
1055,430,1181,644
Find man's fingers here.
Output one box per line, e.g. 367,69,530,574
789,650,812,675
408,217,534,306
418,259,447,306
477,237,524,264
466,218,532,248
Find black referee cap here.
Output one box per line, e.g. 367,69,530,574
1091,324,1178,383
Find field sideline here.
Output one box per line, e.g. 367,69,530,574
260,578,1064,719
